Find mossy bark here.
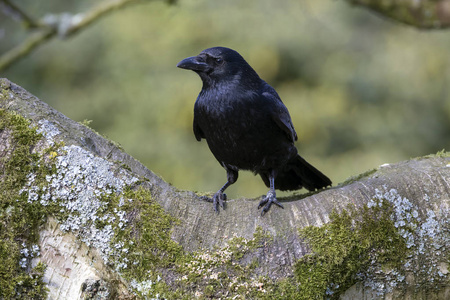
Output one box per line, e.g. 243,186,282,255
346,0,450,29
0,78,449,299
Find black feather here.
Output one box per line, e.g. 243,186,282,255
177,47,331,214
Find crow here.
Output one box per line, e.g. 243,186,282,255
177,47,331,215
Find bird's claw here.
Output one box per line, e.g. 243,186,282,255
213,192,226,213
199,193,227,213
258,191,283,215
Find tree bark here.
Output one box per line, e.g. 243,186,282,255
346,0,450,29
0,78,449,299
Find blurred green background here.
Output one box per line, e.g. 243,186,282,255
1,0,450,199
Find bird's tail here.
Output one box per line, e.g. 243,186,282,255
261,155,332,191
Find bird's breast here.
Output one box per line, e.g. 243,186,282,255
195,95,293,171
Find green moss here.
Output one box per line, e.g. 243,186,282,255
0,108,185,299
169,226,274,299
0,105,424,299
250,197,414,299
339,168,377,186
107,221,276,298
227,226,273,260
290,199,409,299
423,149,450,158
80,119,93,127
0,110,51,299
194,190,215,198
110,187,182,281
278,189,323,202
71,184,184,298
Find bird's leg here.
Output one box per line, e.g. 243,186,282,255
258,170,284,215
200,168,238,213
211,181,231,212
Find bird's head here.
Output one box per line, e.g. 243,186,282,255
177,47,259,87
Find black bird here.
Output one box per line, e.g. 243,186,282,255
177,47,331,214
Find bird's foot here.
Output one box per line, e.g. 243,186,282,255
200,192,227,213
212,192,226,213
258,190,283,215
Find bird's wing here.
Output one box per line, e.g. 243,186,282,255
262,86,298,143
193,102,205,141
193,118,205,141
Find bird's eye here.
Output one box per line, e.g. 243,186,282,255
215,58,224,65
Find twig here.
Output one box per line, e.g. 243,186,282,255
47,0,141,37
0,0,41,28
0,0,148,72
0,28,54,72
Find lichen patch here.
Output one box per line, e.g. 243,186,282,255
291,185,449,299
20,144,139,262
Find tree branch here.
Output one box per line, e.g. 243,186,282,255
1,1,449,73
347,0,450,29
1,78,449,299
41,0,142,37
0,28,54,71
0,0,41,28
0,0,152,72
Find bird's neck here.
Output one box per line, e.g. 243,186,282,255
201,71,261,92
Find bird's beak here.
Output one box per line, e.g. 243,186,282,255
177,56,209,72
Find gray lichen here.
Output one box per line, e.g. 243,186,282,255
13,117,186,299
291,182,449,299
0,110,53,299
364,186,449,295
20,120,139,263
2,85,448,299
35,119,60,146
